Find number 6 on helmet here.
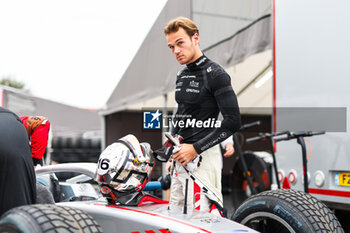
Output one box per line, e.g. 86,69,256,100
94,134,155,203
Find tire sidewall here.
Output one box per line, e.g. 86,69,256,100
233,191,317,233
0,210,42,233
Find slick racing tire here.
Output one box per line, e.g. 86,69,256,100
0,204,103,233
232,189,344,233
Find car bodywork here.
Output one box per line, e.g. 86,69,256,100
36,163,257,233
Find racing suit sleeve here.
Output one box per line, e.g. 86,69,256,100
217,113,234,149
193,69,241,154
30,121,50,160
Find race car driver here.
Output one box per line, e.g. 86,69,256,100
20,116,50,167
162,17,241,214
0,107,36,216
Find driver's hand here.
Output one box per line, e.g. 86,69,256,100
223,142,235,157
172,144,198,166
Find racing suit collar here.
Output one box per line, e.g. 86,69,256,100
187,55,208,71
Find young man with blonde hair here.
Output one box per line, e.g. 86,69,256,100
162,17,241,215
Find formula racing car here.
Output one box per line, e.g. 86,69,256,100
0,135,343,233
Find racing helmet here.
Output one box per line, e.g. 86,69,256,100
94,134,154,201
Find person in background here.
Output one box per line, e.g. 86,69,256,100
20,116,50,167
0,107,36,216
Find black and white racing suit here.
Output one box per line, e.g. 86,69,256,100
169,55,241,213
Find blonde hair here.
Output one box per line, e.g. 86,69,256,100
164,17,199,37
